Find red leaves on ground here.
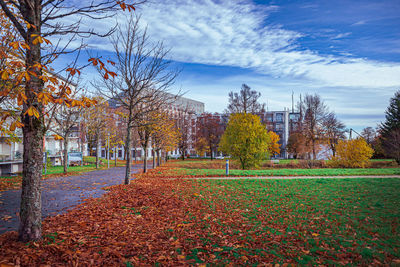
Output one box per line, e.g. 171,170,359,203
0,178,398,265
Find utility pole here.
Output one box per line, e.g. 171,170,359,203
291,91,294,113
349,128,352,140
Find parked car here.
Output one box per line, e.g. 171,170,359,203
169,154,181,159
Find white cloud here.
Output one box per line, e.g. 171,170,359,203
62,0,400,89
128,0,400,89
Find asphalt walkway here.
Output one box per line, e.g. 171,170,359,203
0,164,150,234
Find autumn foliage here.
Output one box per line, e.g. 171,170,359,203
219,113,280,169
329,138,374,168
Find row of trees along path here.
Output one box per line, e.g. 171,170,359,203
0,0,142,242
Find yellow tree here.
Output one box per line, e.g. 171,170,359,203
330,138,374,168
83,97,109,169
137,112,157,173
266,131,281,157
219,113,271,169
152,111,179,166
106,108,126,167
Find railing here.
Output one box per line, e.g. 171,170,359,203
0,151,23,162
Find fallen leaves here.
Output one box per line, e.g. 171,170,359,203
0,177,398,266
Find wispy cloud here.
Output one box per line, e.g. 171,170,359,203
351,20,367,26
71,0,400,89
331,32,352,39
119,0,400,88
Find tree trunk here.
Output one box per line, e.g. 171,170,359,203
63,137,69,173
181,149,185,161
96,134,100,169
114,147,117,167
133,139,137,163
152,149,156,168
312,139,316,160
19,11,44,241
125,123,132,185
143,146,148,173
331,142,336,157
157,150,161,167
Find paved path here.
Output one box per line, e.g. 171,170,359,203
179,175,400,180
0,164,150,234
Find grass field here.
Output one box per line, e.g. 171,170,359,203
140,165,400,179
181,167,400,176
180,178,400,265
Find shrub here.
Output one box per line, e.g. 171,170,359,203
329,138,374,168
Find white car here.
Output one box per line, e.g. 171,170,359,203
169,154,181,159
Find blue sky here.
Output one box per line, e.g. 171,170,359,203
53,0,400,132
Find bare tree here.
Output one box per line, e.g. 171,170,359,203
50,85,89,173
93,15,178,184
322,113,346,157
361,127,376,145
226,84,266,114
195,113,225,159
298,94,329,159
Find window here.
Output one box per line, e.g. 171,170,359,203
289,113,300,122
275,123,284,131
276,113,283,122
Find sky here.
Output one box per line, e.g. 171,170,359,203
52,0,400,132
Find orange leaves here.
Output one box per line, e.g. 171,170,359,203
88,57,117,80
17,92,27,106
24,106,40,118
9,41,30,50
0,69,11,80
26,22,37,30
53,134,64,140
37,92,52,105
66,67,81,76
88,57,99,66
267,131,281,156
31,34,52,45
117,1,136,11
107,60,116,66
9,120,23,131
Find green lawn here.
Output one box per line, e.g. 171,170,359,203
180,167,400,176
184,178,400,265
43,164,100,175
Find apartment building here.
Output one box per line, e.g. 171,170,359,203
0,73,87,175
105,94,205,160
258,109,300,158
